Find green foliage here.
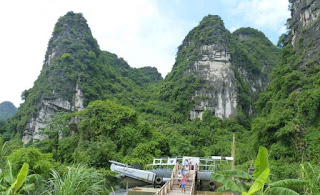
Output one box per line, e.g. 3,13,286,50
76,100,139,141
211,173,243,192
266,187,300,195
299,163,320,194
253,41,320,163
65,100,169,168
245,168,270,195
0,139,23,168
0,161,39,195
212,147,301,194
37,112,71,160
7,163,29,195
61,52,71,60
78,135,117,168
268,179,307,188
45,164,107,195
220,169,253,180
253,146,269,179
269,160,299,181
7,147,55,175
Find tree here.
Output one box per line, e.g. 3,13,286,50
7,147,55,175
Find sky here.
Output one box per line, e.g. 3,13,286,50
0,0,290,107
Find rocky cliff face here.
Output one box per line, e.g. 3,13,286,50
22,12,91,143
189,43,237,119
22,88,84,143
163,15,279,120
289,0,320,65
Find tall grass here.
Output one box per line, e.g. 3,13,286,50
300,163,320,194
45,164,107,195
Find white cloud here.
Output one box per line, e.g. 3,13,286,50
231,0,290,30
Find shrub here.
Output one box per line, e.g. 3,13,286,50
7,147,55,175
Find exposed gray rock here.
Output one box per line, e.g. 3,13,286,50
290,0,320,47
189,44,237,119
22,92,83,143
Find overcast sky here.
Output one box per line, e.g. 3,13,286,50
0,0,290,107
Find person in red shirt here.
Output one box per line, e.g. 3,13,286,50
181,174,187,193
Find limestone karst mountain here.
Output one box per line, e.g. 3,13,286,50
4,12,162,143
160,15,280,121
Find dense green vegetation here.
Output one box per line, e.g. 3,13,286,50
1,5,320,194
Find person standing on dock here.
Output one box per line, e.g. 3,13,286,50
177,171,182,184
189,158,193,179
183,159,189,169
181,174,187,193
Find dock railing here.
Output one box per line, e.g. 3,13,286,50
155,163,179,195
189,164,197,195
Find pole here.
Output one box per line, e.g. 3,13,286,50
231,134,235,170
126,182,128,194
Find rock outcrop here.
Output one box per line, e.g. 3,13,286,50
189,43,237,119
22,90,84,143
289,0,320,65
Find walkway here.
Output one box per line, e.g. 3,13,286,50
168,169,195,195
155,163,197,195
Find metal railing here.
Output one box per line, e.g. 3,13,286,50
155,163,179,195
189,164,197,195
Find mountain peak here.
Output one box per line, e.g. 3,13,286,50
182,14,228,48
233,27,269,41
43,11,99,69
200,15,224,25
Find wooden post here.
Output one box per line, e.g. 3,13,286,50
126,182,128,194
231,134,235,170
